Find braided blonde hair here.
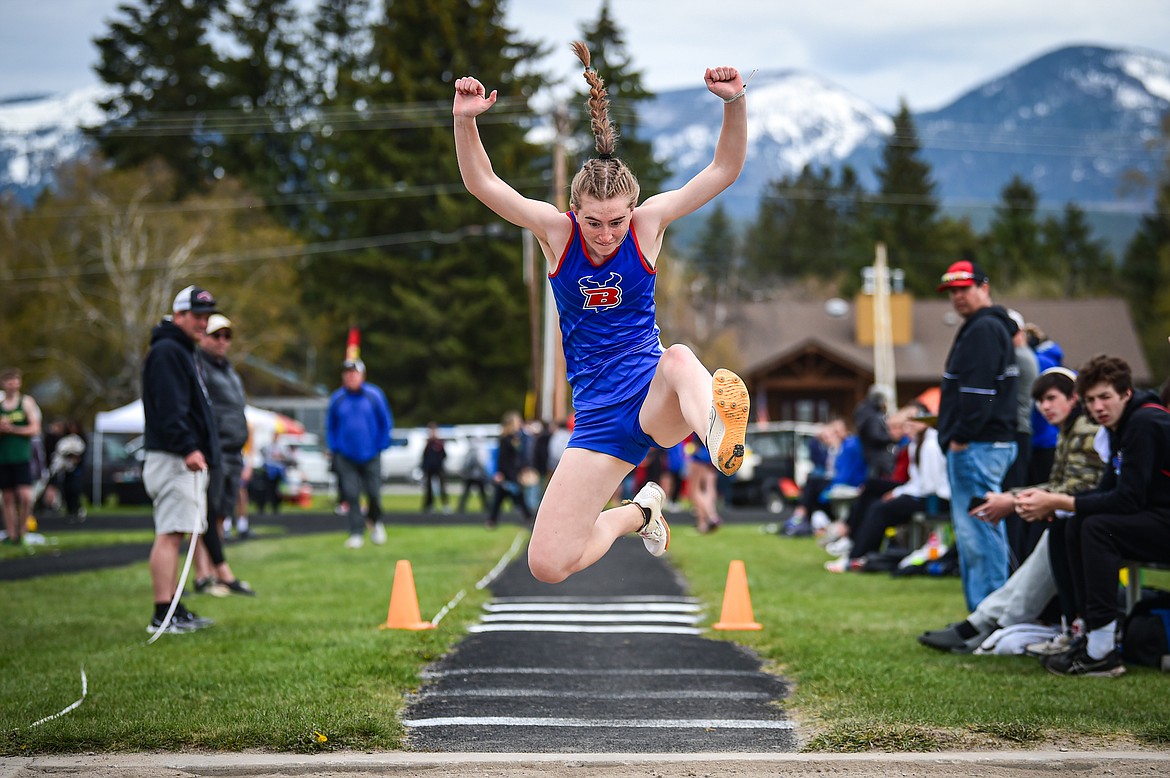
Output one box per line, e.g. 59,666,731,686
569,41,640,211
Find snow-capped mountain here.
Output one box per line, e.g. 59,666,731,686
639,44,1170,223
843,45,1170,214
0,86,108,204
639,70,893,215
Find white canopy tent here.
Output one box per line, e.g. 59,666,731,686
91,400,303,504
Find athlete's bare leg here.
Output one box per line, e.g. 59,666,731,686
638,344,713,447
528,447,641,584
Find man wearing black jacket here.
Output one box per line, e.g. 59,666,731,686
141,285,221,634
936,259,1019,611
1016,355,1170,676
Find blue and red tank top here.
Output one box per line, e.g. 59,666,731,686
548,212,664,411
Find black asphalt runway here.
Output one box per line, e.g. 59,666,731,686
403,533,796,753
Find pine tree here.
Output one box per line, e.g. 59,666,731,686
217,0,312,223
571,0,669,196
90,0,232,196
871,100,942,295
299,0,550,423
1042,202,1115,297
746,164,867,286
983,174,1043,289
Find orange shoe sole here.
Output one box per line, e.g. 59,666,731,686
711,368,750,476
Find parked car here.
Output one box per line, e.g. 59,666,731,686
728,422,820,513
275,433,333,489
85,432,149,506
380,424,499,483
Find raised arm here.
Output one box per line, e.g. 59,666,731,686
453,76,565,245
635,66,748,241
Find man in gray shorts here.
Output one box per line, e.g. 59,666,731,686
142,285,222,634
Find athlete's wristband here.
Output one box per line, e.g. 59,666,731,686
723,88,745,104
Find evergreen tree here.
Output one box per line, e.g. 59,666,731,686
745,164,867,286
217,0,312,224
572,0,669,196
300,0,549,424
871,100,942,295
91,0,232,196
688,203,740,330
983,174,1043,289
1042,202,1115,297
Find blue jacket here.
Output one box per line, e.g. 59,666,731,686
1030,339,1064,449
326,383,393,464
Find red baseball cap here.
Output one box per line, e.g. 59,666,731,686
937,260,990,292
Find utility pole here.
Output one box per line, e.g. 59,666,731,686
541,102,571,424
872,242,897,408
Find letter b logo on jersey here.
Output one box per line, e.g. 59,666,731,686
579,273,623,311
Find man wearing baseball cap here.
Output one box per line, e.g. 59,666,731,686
141,285,222,634
936,259,1020,612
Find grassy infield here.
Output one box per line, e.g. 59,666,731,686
2,500,1169,756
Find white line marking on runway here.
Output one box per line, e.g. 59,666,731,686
403,716,795,729
480,612,701,624
414,688,772,700
468,623,701,635
489,595,701,604
485,602,702,613
422,667,765,679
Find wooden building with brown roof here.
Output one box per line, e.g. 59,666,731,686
735,294,1153,425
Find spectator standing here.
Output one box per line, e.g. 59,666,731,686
936,259,1019,611
327,358,393,549
141,285,220,634
420,422,449,513
686,434,722,533
854,386,896,480
1017,356,1170,676
486,411,533,528
458,435,491,513
194,314,255,596
0,368,42,545
49,421,87,522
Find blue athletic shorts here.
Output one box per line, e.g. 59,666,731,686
567,381,661,467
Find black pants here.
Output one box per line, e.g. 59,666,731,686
422,469,448,510
459,477,488,512
850,494,937,560
1058,508,1170,630
488,480,532,523
843,478,899,538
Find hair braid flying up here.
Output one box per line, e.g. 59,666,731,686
569,40,640,210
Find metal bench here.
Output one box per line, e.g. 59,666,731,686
1125,560,1170,613
908,510,951,551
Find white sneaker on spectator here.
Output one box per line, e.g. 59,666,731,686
345,534,364,549
371,521,387,545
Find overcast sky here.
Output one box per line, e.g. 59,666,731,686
2,0,1169,111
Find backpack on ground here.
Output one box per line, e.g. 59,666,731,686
1121,590,1170,670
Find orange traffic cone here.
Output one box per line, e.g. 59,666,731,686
379,560,435,630
712,560,762,631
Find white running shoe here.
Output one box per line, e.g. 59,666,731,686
633,481,669,557
344,534,364,549
371,521,387,545
706,369,750,476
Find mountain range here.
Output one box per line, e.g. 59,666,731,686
640,44,1170,250
2,44,1168,251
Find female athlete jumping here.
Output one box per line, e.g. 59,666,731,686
453,41,750,583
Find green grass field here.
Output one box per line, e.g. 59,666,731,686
2,519,1168,755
